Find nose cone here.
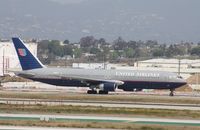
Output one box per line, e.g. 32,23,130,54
174,79,187,89
182,81,187,85
174,76,187,88
176,75,187,85
179,78,187,86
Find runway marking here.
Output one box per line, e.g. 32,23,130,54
136,121,200,126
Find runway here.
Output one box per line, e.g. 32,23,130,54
1,98,200,110
0,113,200,127
0,126,110,130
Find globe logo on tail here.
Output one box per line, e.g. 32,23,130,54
18,48,27,56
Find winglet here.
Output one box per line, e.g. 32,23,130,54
12,37,44,70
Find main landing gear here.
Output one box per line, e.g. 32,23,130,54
87,90,97,94
87,90,109,95
99,90,108,94
169,89,175,96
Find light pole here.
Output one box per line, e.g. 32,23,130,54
2,49,4,76
178,58,181,75
177,56,181,76
0,45,5,76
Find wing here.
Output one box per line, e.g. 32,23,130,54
54,75,124,86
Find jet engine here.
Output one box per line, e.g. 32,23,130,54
99,83,116,91
134,88,143,92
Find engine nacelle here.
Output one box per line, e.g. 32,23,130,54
134,88,143,92
99,83,116,91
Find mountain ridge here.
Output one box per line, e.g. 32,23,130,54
0,0,200,43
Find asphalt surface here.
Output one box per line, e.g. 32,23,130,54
1,98,200,110
0,126,111,130
0,113,200,127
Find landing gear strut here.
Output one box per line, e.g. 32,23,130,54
87,90,109,95
169,89,175,96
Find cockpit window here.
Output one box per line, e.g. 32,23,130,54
177,75,183,79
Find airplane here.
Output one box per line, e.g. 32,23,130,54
12,37,187,96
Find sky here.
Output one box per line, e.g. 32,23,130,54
0,0,200,43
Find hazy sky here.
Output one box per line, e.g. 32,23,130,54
50,0,86,4
0,0,200,43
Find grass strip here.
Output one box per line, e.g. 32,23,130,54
1,91,200,105
0,104,200,119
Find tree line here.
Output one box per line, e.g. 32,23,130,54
37,36,200,64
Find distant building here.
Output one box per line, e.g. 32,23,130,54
55,55,73,60
0,40,38,76
72,63,128,70
136,58,200,69
82,53,96,57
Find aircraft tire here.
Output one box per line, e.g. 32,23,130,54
169,92,174,96
87,90,97,94
169,89,174,96
99,90,109,94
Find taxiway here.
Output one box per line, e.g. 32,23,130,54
0,126,110,130
0,113,200,126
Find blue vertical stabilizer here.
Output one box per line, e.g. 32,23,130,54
12,38,44,70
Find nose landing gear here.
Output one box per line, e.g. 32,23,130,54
169,89,175,96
